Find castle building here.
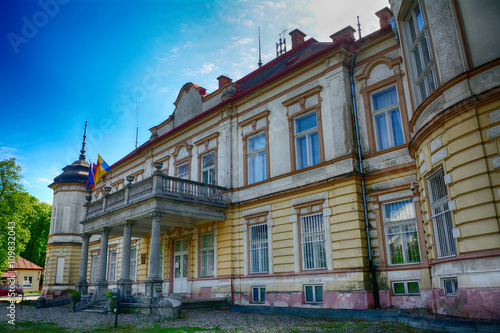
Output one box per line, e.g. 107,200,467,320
42,0,500,319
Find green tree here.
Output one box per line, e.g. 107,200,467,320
0,158,52,273
19,198,52,268
0,158,23,201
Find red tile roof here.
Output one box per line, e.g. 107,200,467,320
12,257,43,270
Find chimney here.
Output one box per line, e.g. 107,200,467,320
329,26,356,44
375,7,393,29
289,29,307,49
217,75,232,89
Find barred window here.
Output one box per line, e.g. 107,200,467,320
427,168,456,258
249,224,269,274
383,199,421,265
200,233,214,277
300,213,326,270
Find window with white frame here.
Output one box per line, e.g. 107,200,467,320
248,132,267,184
392,280,420,295
252,286,266,303
23,276,33,288
371,86,405,151
427,168,456,258
404,0,437,104
108,250,117,282
304,285,323,303
442,278,458,296
90,255,98,283
383,199,421,265
295,111,320,170
300,213,326,270
176,162,189,179
130,247,137,281
201,151,216,185
249,224,268,274
200,233,214,277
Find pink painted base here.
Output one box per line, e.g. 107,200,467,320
235,291,375,309
431,288,500,320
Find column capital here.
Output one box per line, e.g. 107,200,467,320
81,233,91,241
121,220,136,229
99,227,110,235
149,211,164,221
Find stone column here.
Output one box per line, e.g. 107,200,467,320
117,220,134,298
145,211,164,298
76,233,91,295
92,227,109,302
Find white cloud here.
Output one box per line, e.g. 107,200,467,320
0,146,17,159
37,178,52,183
183,62,217,77
242,19,254,27
263,1,286,10
233,38,253,47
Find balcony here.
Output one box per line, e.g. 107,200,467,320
80,170,227,237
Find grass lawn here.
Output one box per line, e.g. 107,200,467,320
0,319,425,332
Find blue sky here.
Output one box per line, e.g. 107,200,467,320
0,0,388,203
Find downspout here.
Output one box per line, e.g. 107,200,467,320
349,51,380,309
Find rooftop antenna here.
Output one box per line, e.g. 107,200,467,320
276,26,287,57
357,16,362,39
258,26,263,68
135,97,139,150
79,120,87,160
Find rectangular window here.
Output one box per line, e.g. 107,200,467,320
300,213,326,270
443,278,458,296
201,151,216,185
427,168,456,258
405,0,436,104
23,276,33,288
252,286,266,303
383,199,421,265
108,250,117,282
176,162,189,179
295,111,320,169
90,256,98,283
130,248,137,282
249,224,269,274
392,281,420,295
304,285,323,303
371,86,404,151
248,132,267,184
200,233,214,277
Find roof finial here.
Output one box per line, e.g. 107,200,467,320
357,16,362,39
258,26,263,68
79,121,87,160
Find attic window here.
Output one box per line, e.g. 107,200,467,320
285,56,299,67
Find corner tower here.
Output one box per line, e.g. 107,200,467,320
42,124,89,299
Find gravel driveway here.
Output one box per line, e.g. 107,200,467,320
1,303,431,332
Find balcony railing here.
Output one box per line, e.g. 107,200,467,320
84,173,226,220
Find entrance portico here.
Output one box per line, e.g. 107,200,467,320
76,165,226,302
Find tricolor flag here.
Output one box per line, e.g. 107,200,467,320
93,154,111,184
86,160,96,190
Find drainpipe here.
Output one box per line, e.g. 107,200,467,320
349,51,380,309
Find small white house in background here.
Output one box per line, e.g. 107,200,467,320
1,257,44,292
